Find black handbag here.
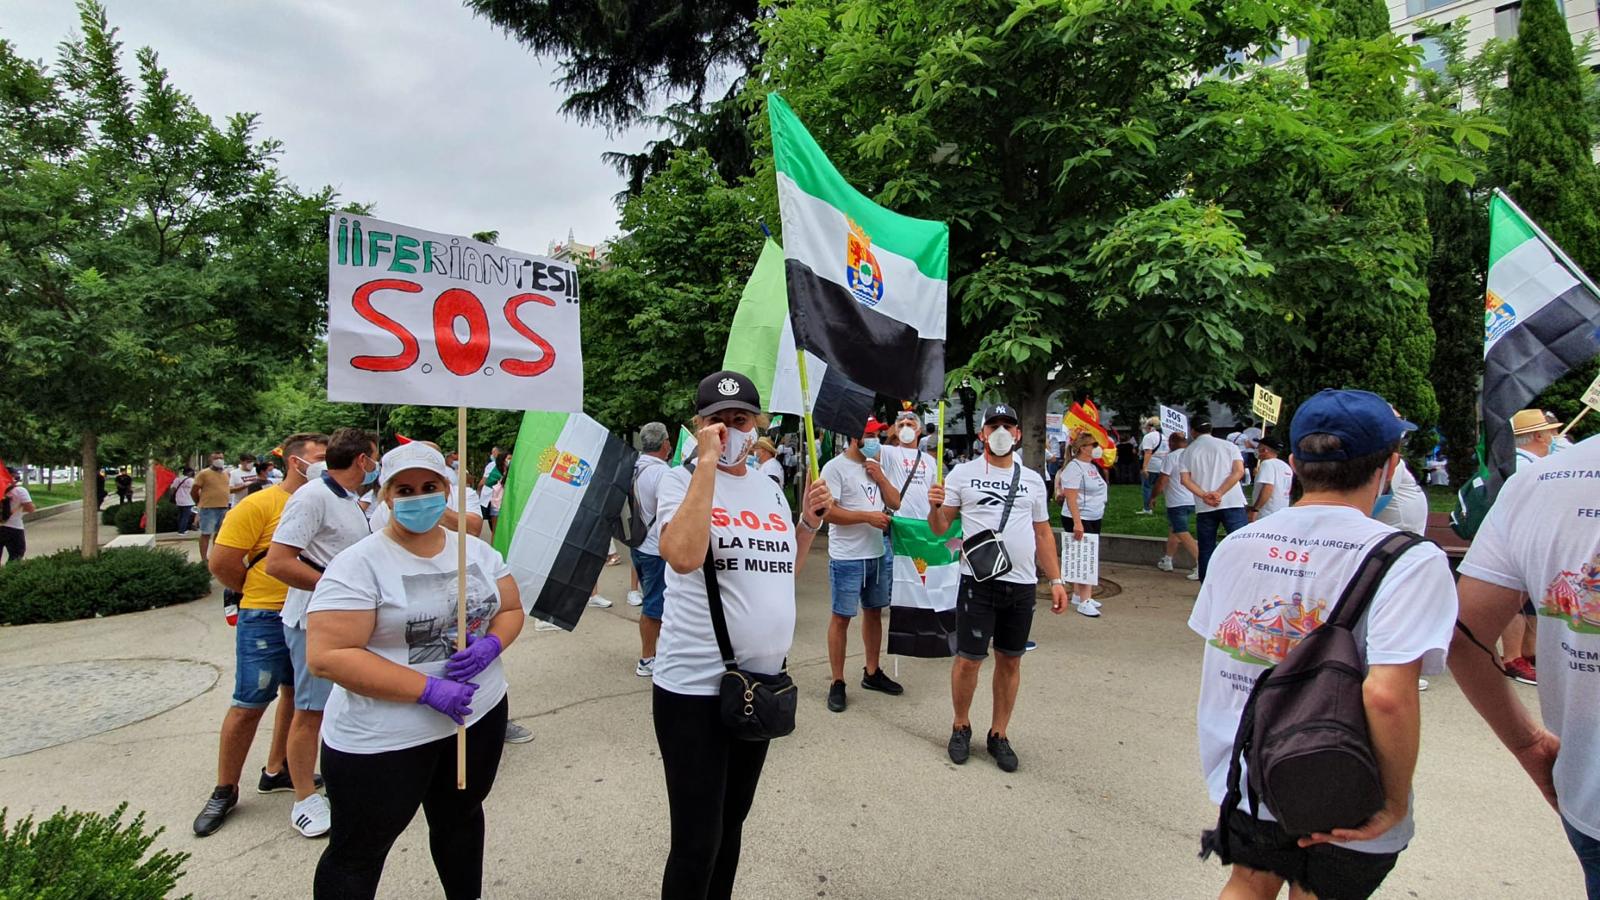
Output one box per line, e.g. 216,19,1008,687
960,462,1021,583
703,549,798,741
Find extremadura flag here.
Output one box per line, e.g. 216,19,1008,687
888,515,962,658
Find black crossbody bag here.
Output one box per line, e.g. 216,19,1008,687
960,462,1021,582
703,548,798,741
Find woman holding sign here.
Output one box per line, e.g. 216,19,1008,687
306,442,523,900
1056,433,1107,618
653,370,833,900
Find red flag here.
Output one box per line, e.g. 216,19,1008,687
395,433,413,444
139,464,179,531
0,460,13,501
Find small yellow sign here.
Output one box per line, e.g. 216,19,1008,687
1252,384,1283,425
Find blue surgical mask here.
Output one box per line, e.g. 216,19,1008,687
861,439,881,459
746,454,758,467
392,493,447,533
361,458,380,486
1371,493,1392,517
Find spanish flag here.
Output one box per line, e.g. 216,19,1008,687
1065,400,1117,468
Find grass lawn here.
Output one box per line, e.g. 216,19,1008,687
16,480,145,510
1046,482,1461,538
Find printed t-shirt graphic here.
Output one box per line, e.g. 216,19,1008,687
822,455,886,560
942,458,1050,585
1188,505,1457,855
880,445,937,518
652,468,798,696
1457,438,1600,841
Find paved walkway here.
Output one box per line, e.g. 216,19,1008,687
0,552,1582,898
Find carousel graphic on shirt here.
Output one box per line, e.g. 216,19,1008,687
401,566,498,664
1209,594,1330,666
1540,552,1600,635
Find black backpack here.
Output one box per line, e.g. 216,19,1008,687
1214,530,1425,844
613,465,655,549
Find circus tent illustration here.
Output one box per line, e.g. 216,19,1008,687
1211,594,1329,665
1541,553,1600,632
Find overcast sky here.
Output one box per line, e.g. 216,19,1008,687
0,1,645,253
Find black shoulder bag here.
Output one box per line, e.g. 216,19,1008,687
960,462,1022,582
703,548,798,741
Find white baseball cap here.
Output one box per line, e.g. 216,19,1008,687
379,442,451,486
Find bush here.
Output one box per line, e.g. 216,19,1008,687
100,503,125,526
110,500,181,535
0,803,189,899
0,547,211,625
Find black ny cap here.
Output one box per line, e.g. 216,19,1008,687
982,404,1018,426
697,370,762,416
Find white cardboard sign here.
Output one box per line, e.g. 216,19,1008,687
1060,533,1100,585
327,215,583,411
1159,405,1189,437
1581,371,1600,411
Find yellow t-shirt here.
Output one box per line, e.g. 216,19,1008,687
214,485,291,610
192,468,232,509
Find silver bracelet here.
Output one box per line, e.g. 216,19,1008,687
798,517,820,534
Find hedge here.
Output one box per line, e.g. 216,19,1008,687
110,500,181,535
0,804,189,899
0,547,211,625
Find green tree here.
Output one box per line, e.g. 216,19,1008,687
0,2,337,556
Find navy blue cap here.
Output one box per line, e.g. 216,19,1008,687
1289,390,1415,462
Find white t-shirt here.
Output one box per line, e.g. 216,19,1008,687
1239,427,1263,452
1181,434,1246,512
228,467,249,506
652,467,797,696
1141,430,1168,474
758,458,785,485
634,455,669,556
943,457,1050,585
173,476,195,506
1188,505,1457,855
821,455,887,560
309,530,511,754
1375,463,1428,534
1252,457,1294,518
273,475,373,629
1163,448,1196,507
368,486,481,535
1056,459,1107,521
4,485,31,529
1457,437,1600,841
880,445,937,519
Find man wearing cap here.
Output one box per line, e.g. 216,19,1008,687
882,407,938,518
1246,435,1292,522
1495,408,1562,687
822,416,905,712
928,404,1069,772
1179,419,1249,582
1191,390,1457,899
1138,416,1167,515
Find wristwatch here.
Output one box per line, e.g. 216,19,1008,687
1048,578,1066,587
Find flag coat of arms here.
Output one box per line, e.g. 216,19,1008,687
888,515,963,658
1482,189,1600,495
492,412,638,630
769,93,948,401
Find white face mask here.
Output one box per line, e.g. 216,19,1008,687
986,428,1015,457
719,426,756,468
304,461,327,481
1091,446,1104,460
898,425,917,444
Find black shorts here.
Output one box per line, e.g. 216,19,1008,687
955,576,1035,660
1201,807,1400,900
1059,513,1103,535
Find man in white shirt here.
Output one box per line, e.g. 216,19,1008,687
1452,433,1600,899
229,453,260,507
881,407,938,519
928,404,1069,773
821,416,904,712
1247,436,1293,521
1138,416,1166,515
1192,389,1456,900
1180,419,1248,582
1500,408,1561,686
1238,425,1263,485
629,423,673,678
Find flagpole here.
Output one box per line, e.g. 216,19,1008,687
1494,188,1600,301
796,350,821,483
456,405,468,791
936,401,946,482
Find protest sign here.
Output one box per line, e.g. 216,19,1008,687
1159,405,1189,437
1251,384,1283,425
1581,371,1600,411
1060,533,1100,586
327,215,582,411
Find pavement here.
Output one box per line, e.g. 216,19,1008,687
0,509,1585,898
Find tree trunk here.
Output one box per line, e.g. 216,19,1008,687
80,430,98,560
145,456,158,535
1014,369,1051,482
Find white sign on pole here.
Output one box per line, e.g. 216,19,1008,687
1159,405,1189,437
1581,371,1600,411
327,215,583,411
1251,384,1283,425
1060,533,1100,585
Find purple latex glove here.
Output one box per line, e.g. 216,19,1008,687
445,633,503,682
417,675,478,725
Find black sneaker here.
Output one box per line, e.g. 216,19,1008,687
257,766,325,794
947,724,972,765
193,784,239,837
827,680,847,713
987,731,1019,773
861,666,905,696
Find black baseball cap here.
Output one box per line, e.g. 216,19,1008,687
982,404,1018,426
696,370,762,416
1259,434,1286,455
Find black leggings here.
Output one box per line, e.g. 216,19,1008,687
654,686,770,900
0,527,23,565
314,695,508,900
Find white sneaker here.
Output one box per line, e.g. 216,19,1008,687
1156,556,1173,572
1417,678,1429,692
291,793,331,838
636,657,655,677
534,619,560,632
627,590,644,607
588,595,613,608
1135,509,1153,515
1075,600,1101,618
1187,571,1200,581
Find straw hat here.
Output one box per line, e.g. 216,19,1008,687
1511,409,1562,435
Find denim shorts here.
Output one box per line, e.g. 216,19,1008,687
197,507,227,536
282,622,334,712
1167,504,1195,534
233,608,293,708
631,548,667,620
829,538,892,617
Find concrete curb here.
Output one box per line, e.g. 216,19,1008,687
22,499,83,524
